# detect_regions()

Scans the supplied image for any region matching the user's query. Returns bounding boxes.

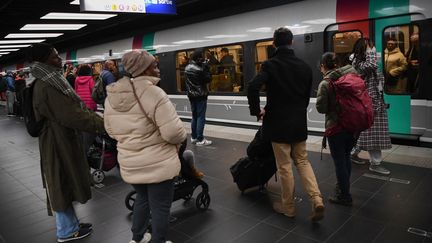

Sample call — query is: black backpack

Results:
[91,75,106,104]
[22,80,44,137]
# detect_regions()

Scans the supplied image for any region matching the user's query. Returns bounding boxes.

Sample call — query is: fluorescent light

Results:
[0,44,31,48]
[204,34,247,39]
[0,52,10,55]
[246,27,272,33]
[5,33,64,38]
[172,40,210,45]
[41,12,116,20]
[0,49,19,51]
[70,0,79,5]
[0,39,45,44]
[302,18,336,25]
[21,24,86,30]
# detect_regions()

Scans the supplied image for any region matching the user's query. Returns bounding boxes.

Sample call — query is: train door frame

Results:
[323,12,426,137]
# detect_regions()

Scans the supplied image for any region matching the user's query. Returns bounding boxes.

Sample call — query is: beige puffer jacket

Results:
[384,47,408,77]
[104,76,187,184]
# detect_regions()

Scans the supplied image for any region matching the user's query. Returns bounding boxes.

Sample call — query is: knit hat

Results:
[122,50,155,77]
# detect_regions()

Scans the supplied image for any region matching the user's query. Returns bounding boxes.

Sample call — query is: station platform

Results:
[0,109,431,243]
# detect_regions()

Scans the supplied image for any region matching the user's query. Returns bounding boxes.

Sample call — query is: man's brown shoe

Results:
[310,204,325,222]
[273,202,295,218]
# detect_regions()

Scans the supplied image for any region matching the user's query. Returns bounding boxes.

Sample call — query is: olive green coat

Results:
[32,79,105,213]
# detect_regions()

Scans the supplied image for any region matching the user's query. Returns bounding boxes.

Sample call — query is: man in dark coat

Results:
[247,27,324,222]
[29,43,105,242]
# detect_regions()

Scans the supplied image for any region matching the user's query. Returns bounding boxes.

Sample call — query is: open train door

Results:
[324,8,426,139]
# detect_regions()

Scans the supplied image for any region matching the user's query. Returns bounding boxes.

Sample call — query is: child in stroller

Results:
[125,138,210,211]
[87,134,118,184]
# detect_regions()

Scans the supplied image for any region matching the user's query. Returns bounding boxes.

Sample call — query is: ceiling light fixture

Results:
[0,39,45,44]
[0,49,19,52]
[5,33,64,38]
[0,52,11,55]
[0,44,31,48]
[21,24,87,30]
[41,12,116,20]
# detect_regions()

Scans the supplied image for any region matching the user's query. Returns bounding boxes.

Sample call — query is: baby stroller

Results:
[125,141,210,211]
[125,175,210,211]
[87,134,118,184]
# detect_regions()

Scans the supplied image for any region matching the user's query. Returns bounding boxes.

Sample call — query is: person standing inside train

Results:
[247,27,324,221]
[384,38,408,93]
[351,38,392,175]
[29,43,105,242]
[184,48,213,146]
[104,50,186,243]
[316,52,357,206]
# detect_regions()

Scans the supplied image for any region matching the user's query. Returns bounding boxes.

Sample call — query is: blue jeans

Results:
[190,99,207,141]
[328,131,355,200]
[131,179,174,243]
[55,206,80,238]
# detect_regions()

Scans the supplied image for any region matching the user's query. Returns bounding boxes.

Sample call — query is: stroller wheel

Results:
[196,192,210,211]
[92,170,105,184]
[125,191,137,211]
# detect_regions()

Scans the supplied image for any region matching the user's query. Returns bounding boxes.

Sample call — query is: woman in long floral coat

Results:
[350,38,392,175]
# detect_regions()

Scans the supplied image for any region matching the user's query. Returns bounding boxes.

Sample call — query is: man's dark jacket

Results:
[247,46,312,143]
[184,61,212,100]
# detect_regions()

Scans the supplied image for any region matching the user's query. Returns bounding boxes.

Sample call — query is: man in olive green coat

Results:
[29,43,105,242]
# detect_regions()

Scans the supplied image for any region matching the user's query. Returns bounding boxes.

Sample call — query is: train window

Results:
[255,41,275,73]
[175,45,244,93]
[383,25,419,94]
[332,31,362,65]
[175,50,193,92]
[254,41,275,92]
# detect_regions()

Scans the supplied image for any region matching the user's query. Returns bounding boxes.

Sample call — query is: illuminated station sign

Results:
[80,0,176,14]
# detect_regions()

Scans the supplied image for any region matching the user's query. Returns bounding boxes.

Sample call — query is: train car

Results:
[7,0,432,145]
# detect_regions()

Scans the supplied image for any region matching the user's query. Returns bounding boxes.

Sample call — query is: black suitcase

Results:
[230,155,276,192]
[230,127,277,192]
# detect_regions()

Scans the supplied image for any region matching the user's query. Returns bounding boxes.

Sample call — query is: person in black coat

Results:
[184,48,213,146]
[247,27,324,222]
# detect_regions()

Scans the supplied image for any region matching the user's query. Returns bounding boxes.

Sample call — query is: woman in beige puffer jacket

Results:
[104,50,186,243]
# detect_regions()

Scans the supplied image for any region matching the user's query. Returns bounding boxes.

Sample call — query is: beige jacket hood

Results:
[104,76,187,184]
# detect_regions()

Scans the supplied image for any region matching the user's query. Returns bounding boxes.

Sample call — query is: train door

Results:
[324,11,424,137]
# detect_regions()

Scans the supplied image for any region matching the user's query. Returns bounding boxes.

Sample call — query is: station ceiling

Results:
[0,0,297,65]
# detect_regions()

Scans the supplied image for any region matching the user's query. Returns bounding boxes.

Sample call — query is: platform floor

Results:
[0,110,432,243]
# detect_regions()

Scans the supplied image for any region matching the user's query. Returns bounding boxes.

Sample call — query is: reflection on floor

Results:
[0,113,431,243]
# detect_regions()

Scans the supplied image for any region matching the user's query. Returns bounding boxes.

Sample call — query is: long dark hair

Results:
[352,38,372,62]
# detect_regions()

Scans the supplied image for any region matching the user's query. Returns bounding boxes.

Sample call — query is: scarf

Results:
[31,62,83,106]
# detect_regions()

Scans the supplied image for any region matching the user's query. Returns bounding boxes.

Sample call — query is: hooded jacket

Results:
[75,75,96,111]
[316,65,358,136]
[104,76,187,184]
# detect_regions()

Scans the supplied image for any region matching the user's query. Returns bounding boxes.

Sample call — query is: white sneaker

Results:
[191,138,197,144]
[196,139,212,146]
[129,233,151,243]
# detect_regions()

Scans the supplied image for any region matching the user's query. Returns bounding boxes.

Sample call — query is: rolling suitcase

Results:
[230,155,276,193]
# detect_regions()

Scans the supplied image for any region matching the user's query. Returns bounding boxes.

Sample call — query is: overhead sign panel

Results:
[80,0,176,14]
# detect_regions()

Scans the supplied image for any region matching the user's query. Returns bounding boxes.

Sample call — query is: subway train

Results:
[5,0,432,145]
